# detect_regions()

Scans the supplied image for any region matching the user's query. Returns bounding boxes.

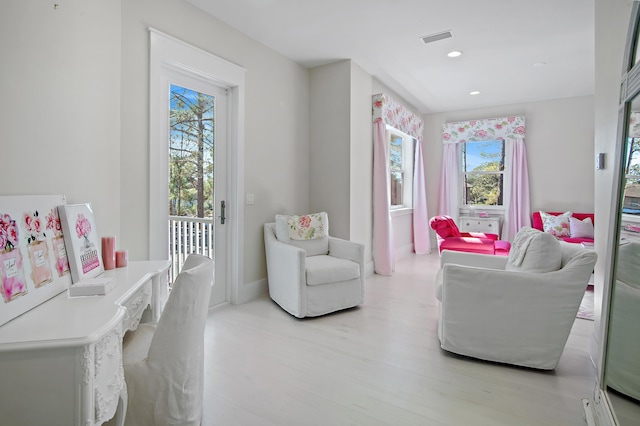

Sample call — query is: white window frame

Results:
[387,125,414,212]
[459,140,508,214]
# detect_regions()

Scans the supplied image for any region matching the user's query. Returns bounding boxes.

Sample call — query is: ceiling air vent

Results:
[420,30,453,44]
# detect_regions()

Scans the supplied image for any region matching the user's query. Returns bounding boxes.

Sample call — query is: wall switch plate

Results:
[246,193,255,205]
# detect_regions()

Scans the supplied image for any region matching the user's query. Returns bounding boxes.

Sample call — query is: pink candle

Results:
[116,250,128,268]
[101,237,116,270]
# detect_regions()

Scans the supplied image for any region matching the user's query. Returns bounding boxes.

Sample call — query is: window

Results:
[623,137,640,215]
[460,140,505,206]
[387,126,414,209]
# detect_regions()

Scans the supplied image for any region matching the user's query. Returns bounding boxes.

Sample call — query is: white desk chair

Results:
[122,254,213,425]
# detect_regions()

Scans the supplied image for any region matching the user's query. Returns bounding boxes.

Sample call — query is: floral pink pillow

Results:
[285,212,328,240]
[540,211,572,238]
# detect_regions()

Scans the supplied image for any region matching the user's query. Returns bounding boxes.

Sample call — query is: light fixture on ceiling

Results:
[533,61,547,67]
[447,50,462,58]
[420,30,454,45]
[469,91,480,95]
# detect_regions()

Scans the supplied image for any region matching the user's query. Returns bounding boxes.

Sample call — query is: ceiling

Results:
[185,0,594,114]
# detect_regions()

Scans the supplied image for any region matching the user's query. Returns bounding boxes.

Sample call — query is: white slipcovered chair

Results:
[122,253,213,426]
[435,227,597,370]
[264,212,365,318]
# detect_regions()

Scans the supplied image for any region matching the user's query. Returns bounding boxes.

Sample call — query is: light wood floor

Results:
[201,252,595,425]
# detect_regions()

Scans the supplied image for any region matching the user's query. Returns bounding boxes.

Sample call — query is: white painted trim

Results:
[148,28,245,305]
[239,278,269,304]
[592,387,617,426]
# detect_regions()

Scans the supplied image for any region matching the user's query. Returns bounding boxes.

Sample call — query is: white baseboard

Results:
[237,278,268,304]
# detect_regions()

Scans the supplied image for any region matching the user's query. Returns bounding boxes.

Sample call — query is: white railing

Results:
[169,215,214,283]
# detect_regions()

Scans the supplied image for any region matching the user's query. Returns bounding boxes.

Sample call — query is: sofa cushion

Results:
[275,212,329,256]
[539,211,572,238]
[569,216,594,239]
[305,255,360,286]
[506,228,562,273]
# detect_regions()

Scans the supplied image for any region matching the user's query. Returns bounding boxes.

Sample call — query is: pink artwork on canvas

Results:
[75,213,100,274]
[23,210,53,287]
[46,208,70,277]
[0,213,28,303]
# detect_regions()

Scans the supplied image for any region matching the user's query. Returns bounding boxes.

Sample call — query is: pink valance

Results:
[442,116,526,144]
[372,93,424,140]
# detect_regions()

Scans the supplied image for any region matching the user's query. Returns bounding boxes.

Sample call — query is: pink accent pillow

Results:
[429,216,461,239]
[570,216,594,239]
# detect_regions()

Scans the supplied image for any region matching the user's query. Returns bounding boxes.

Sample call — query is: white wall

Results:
[309,61,352,239]
[0,0,122,239]
[1,0,310,291]
[349,62,374,263]
[423,96,595,244]
[121,0,310,287]
[593,0,633,383]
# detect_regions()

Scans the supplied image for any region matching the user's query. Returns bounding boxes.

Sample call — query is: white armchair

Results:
[435,230,597,370]
[264,212,364,318]
[122,253,213,425]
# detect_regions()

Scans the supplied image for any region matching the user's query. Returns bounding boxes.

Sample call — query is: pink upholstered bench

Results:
[430,215,511,256]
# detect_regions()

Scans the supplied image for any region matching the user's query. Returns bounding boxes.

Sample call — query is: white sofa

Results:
[435,230,597,370]
[263,214,364,318]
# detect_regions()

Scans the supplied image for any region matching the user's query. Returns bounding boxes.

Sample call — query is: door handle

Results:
[219,200,226,224]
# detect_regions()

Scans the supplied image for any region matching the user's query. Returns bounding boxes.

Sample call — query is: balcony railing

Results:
[169,215,214,282]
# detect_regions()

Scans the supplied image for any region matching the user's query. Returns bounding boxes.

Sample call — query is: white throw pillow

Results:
[540,211,572,238]
[505,230,562,273]
[569,216,594,239]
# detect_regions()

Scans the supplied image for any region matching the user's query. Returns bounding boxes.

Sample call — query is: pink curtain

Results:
[372,118,393,275]
[438,143,459,216]
[413,139,431,254]
[502,138,530,241]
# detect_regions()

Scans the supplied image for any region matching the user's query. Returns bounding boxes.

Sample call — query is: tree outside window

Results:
[387,127,414,209]
[169,84,214,218]
[461,140,505,206]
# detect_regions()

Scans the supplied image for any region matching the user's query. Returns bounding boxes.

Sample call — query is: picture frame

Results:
[0,195,72,326]
[58,203,104,283]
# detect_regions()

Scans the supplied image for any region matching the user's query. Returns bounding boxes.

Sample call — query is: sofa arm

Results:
[264,224,306,316]
[329,237,365,266]
[440,250,508,270]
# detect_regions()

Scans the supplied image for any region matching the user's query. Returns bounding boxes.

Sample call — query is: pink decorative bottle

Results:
[101,237,116,270]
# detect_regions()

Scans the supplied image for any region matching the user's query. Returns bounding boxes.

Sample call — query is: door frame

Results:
[149,28,245,305]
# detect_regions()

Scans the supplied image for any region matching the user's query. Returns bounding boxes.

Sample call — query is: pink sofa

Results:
[531,211,594,244]
[429,215,511,256]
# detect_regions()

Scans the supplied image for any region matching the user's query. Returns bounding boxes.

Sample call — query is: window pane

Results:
[169,84,215,218]
[462,140,505,172]
[464,173,503,206]
[390,171,403,206]
[389,135,403,171]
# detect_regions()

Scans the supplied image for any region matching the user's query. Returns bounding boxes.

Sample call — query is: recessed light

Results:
[469,90,480,95]
[447,50,462,58]
[533,61,547,67]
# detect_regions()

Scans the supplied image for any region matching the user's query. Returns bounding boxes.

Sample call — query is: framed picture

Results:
[58,203,104,283]
[0,195,72,326]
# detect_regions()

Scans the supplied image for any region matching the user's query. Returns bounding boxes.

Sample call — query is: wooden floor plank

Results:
[201,252,594,425]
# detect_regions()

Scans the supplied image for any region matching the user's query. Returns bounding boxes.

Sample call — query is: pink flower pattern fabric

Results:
[442,116,526,144]
[286,212,327,240]
[372,93,424,140]
[540,211,572,238]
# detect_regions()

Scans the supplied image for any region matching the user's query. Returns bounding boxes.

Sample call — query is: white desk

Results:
[0,260,170,426]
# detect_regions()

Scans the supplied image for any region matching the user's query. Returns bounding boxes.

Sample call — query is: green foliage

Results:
[169,85,215,217]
